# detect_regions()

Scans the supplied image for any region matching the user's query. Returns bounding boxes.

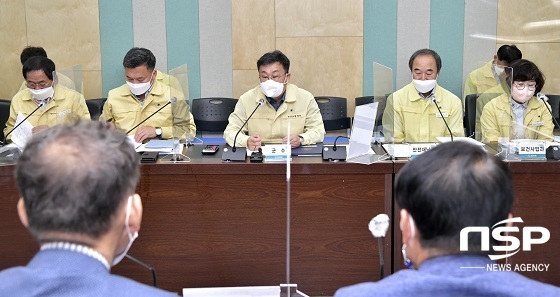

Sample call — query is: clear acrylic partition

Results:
[55,64,82,93]
[474,62,510,141]
[160,64,192,163]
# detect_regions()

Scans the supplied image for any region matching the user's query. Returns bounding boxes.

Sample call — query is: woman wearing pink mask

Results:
[480,59,553,142]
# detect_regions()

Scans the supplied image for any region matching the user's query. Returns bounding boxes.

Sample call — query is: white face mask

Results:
[260,79,285,98]
[412,76,437,94]
[511,85,535,104]
[494,64,505,76]
[112,196,139,266]
[126,71,154,96]
[29,86,54,101]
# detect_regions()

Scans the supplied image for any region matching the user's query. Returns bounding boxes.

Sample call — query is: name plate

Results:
[518,140,546,160]
[409,143,437,159]
[262,144,290,162]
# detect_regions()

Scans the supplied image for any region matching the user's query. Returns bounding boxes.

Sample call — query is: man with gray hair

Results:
[0,121,176,296]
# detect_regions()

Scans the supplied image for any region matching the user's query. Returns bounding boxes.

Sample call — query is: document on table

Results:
[11,113,33,149]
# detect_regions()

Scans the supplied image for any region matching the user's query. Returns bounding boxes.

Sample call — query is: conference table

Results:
[0,144,558,296]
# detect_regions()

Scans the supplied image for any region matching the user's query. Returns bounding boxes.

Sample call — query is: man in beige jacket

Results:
[224,50,325,150]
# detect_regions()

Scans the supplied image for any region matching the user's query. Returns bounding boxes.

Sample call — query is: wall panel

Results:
[232,0,276,70]
[0,0,27,99]
[277,37,363,115]
[276,0,362,37]
[26,0,102,99]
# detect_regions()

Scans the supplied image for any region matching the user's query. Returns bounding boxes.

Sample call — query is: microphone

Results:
[125,97,177,135]
[537,93,560,129]
[430,95,453,142]
[2,100,46,146]
[322,135,348,161]
[368,214,389,279]
[222,98,265,161]
[125,254,158,287]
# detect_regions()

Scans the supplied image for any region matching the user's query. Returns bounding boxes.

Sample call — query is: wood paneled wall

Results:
[232,0,363,116]
[1,0,102,100]
[497,0,560,94]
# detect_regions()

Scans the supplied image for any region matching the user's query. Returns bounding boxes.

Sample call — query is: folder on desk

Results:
[291,144,323,156]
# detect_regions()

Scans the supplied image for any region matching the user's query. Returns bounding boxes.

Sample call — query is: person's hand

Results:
[32,125,49,135]
[247,135,262,151]
[283,135,301,148]
[134,126,156,143]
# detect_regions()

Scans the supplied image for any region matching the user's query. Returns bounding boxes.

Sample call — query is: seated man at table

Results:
[480,59,553,142]
[0,121,176,296]
[102,47,195,143]
[335,142,560,297]
[224,50,325,150]
[463,44,522,105]
[382,49,463,143]
[4,56,90,143]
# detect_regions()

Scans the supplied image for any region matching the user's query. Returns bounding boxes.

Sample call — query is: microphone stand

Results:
[222,99,264,161]
[125,254,158,288]
[126,98,176,135]
[538,93,560,129]
[2,101,45,146]
[431,96,453,142]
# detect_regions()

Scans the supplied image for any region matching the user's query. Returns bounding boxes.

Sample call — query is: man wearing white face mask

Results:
[4,56,90,142]
[102,47,195,143]
[0,121,176,296]
[463,45,522,105]
[480,59,553,142]
[382,49,463,143]
[224,50,325,150]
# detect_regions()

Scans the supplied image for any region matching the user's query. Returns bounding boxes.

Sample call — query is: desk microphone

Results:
[430,95,453,142]
[368,213,389,279]
[537,93,560,160]
[222,98,265,161]
[125,254,158,287]
[1,100,46,146]
[537,93,560,129]
[322,135,348,161]
[368,214,389,280]
[126,97,177,135]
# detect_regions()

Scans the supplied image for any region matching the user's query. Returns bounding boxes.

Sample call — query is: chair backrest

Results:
[192,98,237,132]
[464,94,479,137]
[315,96,350,130]
[545,94,560,128]
[355,96,387,130]
[86,98,107,121]
[0,99,11,141]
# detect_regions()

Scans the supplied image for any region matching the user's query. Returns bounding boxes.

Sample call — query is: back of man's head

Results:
[15,121,140,241]
[20,46,47,65]
[123,47,156,71]
[395,142,513,253]
[497,45,522,64]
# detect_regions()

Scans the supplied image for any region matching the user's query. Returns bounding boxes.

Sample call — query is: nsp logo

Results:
[460,217,550,260]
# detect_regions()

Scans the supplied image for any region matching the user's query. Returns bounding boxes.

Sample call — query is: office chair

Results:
[315,96,351,131]
[0,99,11,141]
[191,98,237,132]
[464,94,479,137]
[86,98,107,121]
[355,96,387,131]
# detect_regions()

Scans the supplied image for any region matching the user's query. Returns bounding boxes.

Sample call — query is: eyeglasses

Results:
[513,81,537,91]
[26,81,52,89]
[259,73,287,83]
